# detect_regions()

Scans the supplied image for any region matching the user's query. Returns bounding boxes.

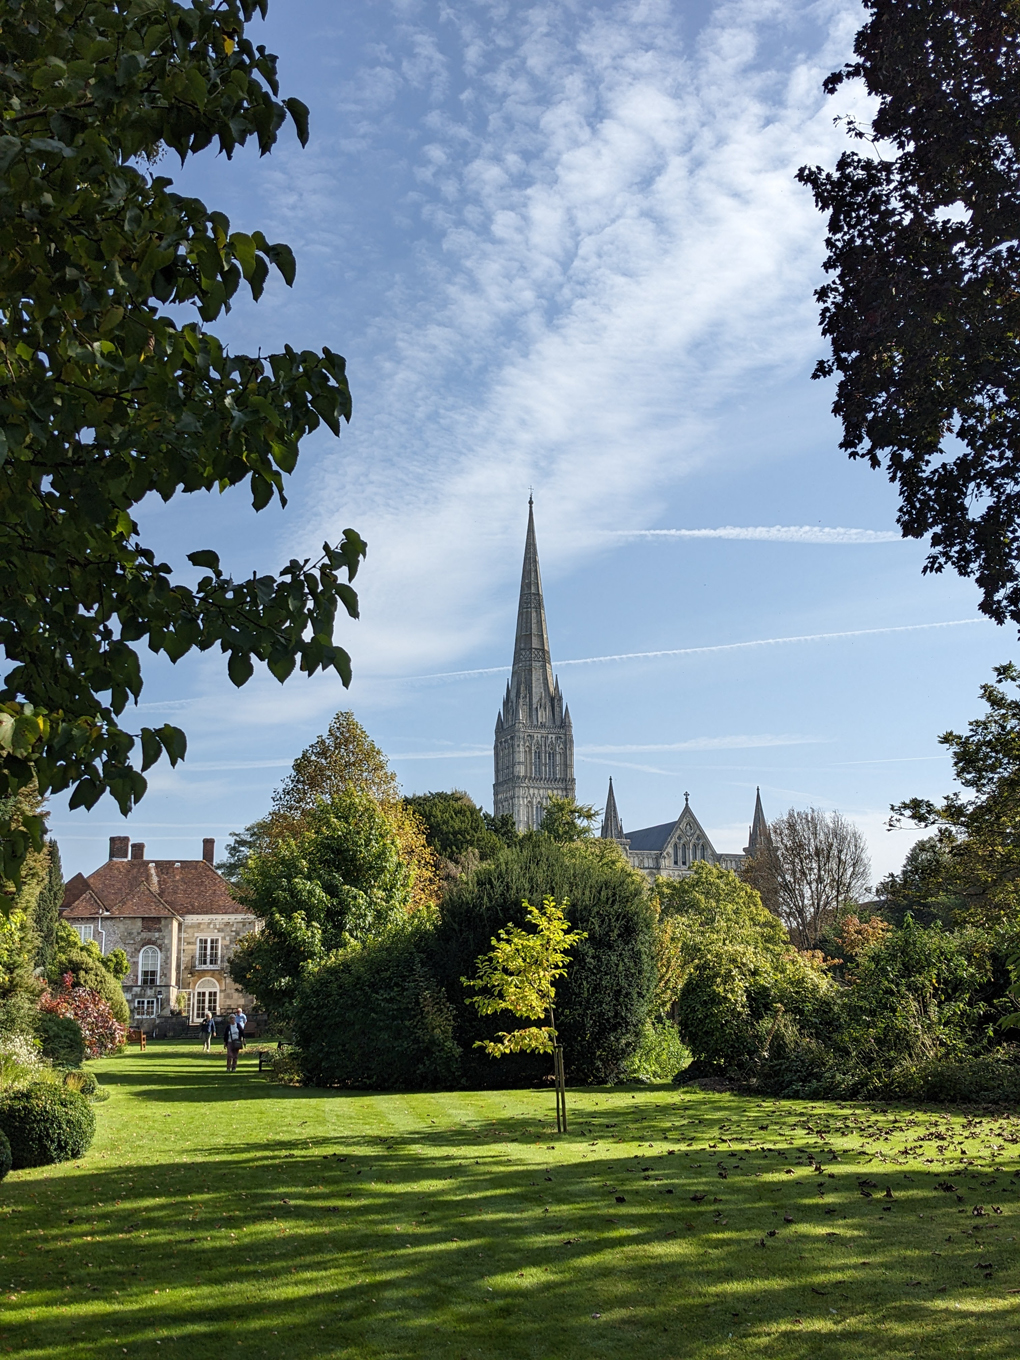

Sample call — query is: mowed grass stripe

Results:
[0,1041,1018,1358]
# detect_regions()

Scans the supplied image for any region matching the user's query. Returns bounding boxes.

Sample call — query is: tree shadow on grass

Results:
[4,1133,1019,1360]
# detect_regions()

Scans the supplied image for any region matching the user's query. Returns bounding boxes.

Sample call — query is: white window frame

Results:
[74,924,94,943]
[196,937,221,969]
[138,945,160,986]
[193,984,219,1020]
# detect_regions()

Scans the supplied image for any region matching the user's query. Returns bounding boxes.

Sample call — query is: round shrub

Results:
[0,1084,96,1168]
[62,1068,100,1099]
[35,1010,85,1067]
[0,1128,11,1181]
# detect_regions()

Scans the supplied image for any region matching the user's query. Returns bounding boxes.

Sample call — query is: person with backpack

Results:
[200,1011,216,1053]
[223,1013,244,1072]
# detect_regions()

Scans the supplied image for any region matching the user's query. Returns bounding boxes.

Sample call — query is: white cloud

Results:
[251,0,870,676]
[611,526,904,544]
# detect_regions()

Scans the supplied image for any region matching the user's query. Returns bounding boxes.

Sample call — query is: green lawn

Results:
[1,1042,1019,1358]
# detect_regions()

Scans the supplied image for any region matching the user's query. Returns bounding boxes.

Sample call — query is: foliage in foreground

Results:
[799,0,1020,629]
[0,1082,95,1168]
[0,0,365,908]
[463,896,586,1056]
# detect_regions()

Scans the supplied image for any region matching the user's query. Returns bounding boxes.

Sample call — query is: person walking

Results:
[224,1012,243,1073]
[235,1005,248,1041]
[200,1011,216,1053]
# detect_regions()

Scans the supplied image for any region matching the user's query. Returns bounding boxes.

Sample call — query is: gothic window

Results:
[548,748,555,777]
[533,748,541,777]
[139,945,159,986]
[673,843,678,865]
[681,843,687,866]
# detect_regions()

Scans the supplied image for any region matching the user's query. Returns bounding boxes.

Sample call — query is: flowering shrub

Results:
[39,974,126,1059]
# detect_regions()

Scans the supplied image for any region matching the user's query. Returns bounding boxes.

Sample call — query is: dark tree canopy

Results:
[0,0,364,908]
[799,1,1020,626]
[892,662,1020,917]
[404,791,501,862]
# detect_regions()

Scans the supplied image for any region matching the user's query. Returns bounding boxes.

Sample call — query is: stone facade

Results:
[493,499,575,831]
[61,837,256,1030]
[600,784,768,885]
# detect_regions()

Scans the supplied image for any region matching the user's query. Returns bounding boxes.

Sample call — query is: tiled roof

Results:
[62,887,107,919]
[61,858,246,918]
[625,821,677,853]
[104,881,180,919]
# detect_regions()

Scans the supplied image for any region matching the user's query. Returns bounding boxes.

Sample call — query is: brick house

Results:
[60,836,257,1029]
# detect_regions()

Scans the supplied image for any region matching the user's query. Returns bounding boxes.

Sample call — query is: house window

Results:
[135,998,157,1017]
[139,945,159,986]
[196,937,221,968]
[194,985,218,1020]
[74,924,94,943]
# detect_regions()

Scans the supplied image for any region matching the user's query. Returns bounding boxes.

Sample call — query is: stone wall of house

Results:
[180,914,257,1019]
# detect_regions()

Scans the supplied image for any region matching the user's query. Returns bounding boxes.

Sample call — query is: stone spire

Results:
[493,499,575,830]
[509,496,557,712]
[600,777,624,840]
[745,786,768,856]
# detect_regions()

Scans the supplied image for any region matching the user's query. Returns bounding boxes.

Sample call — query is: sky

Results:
[51,0,1012,885]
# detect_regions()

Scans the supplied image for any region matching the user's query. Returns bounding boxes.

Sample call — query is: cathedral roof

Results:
[625,820,677,852]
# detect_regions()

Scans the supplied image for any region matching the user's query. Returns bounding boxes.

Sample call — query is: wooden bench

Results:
[127,1028,147,1051]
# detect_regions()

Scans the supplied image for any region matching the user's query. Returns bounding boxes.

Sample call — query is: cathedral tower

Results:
[493,499,575,830]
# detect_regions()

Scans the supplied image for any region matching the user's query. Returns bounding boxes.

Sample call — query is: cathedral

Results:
[493,501,768,883]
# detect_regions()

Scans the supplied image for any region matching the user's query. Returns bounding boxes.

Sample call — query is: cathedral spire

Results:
[600,776,624,840]
[493,499,575,830]
[510,496,555,708]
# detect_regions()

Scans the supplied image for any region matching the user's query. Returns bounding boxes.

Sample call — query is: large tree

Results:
[892,662,1020,919]
[0,0,365,910]
[756,808,871,949]
[799,1,1020,625]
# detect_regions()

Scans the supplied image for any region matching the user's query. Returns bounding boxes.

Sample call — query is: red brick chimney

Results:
[202,837,215,865]
[130,842,145,860]
[109,836,129,860]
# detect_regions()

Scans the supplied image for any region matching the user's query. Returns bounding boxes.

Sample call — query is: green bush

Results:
[295,926,462,1090]
[50,922,130,1025]
[0,1083,96,1168]
[622,1019,690,1082]
[657,864,831,1072]
[432,835,656,1085]
[34,1010,85,1067]
[0,1127,10,1181]
[62,1068,100,1099]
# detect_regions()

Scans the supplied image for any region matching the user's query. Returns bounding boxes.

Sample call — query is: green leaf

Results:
[187,549,221,572]
[284,97,310,146]
[230,231,257,279]
[227,651,255,687]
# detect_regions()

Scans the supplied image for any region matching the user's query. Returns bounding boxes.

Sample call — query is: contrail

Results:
[611,526,903,544]
[390,618,984,682]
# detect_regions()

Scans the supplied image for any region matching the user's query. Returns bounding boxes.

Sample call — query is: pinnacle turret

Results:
[601,777,625,840]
